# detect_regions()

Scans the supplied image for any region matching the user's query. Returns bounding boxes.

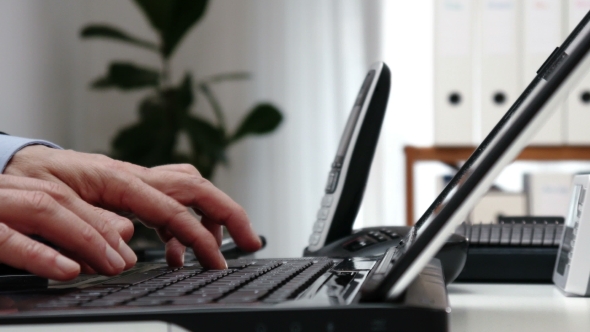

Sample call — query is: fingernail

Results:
[56,255,80,275]
[118,238,137,265]
[218,250,228,269]
[105,245,126,270]
[249,223,262,247]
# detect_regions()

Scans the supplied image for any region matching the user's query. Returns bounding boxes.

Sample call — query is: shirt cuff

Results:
[0,135,62,173]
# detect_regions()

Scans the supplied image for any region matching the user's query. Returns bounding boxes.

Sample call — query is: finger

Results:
[92,207,134,242]
[0,175,136,267]
[202,217,223,246]
[123,166,261,252]
[151,164,201,177]
[80,263,97,275]
[0,223,80,280]
[91,170,227,269]
[0,189,126,276]
[165,238,186,267]
[60,250,98,274]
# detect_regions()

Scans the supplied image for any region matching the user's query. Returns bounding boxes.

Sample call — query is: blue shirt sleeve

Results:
[0,135,62,173]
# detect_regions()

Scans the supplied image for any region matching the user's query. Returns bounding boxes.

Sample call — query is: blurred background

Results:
[0,0,433,258]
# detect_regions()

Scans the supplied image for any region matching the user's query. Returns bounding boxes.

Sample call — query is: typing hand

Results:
[3,145,262,278]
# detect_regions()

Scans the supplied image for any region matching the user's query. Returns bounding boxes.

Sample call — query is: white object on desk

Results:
[449,283,590,332]
[553,175,590,296]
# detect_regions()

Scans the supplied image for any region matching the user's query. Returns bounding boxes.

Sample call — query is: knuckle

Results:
[95,219,113,237]
[43,181,69,202]
[187,175,209,188]
[93,153,115,165]
[0,223,13,247]
[224,203,247,224]
[80,225,98,244]
[164,208,186,228]
[26,191,54,213]
[22,241,44,262]
[178,164,201,176]
[119,219,134,240]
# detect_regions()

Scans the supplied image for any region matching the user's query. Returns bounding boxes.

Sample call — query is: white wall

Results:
[0,0,83,145]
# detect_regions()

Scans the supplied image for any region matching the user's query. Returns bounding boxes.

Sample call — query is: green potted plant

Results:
[80,0,283,180]
[80,0,283,249]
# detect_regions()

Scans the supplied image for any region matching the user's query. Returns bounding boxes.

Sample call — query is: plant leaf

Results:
[92,62,160,90]
[205,72,251,83]
[133,0,209,58]
[172,74,194,113]
[112,120,159,162]
[80,24,159,51]
[112,96,178,167]
[231,103,283,142]
[182,114,226,160]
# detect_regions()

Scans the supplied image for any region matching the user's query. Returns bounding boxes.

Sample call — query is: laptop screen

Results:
[362,11,590,301]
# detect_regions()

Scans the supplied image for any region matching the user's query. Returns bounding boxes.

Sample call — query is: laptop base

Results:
[0,259,449,332]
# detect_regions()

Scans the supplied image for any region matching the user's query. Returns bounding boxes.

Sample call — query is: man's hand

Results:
[2,145,262,279]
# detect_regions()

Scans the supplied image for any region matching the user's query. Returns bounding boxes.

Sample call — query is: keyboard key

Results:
[521,224,533,246]
[313,220,326,232]
[321,195,334,207]
[532,223,545,246]
[173,295,217,304]
[81,300,123,307]
[500,223,512,246]
[543,223,556,246]
[125,299,170,306]
[308,233,321,245]
[101,270,165,286]
[478,225,490,246]
[510,224,522,245]
[36,301,79,308]
[317,208,330,220]
[39,259,332,309]
[489,224,501,245]
[470,224,481,244]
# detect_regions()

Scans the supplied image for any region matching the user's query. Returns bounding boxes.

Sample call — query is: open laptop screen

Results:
[362,11,590,301]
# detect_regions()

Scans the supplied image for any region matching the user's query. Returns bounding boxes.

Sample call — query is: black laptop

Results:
[2,10,590,331]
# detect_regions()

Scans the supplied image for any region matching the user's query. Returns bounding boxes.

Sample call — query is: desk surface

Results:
[449,283,590,332]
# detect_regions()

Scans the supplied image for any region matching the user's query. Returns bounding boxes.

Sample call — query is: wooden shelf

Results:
[404,145,590,226]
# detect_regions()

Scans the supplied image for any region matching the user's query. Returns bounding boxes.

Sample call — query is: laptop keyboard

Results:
[36,258,334,309]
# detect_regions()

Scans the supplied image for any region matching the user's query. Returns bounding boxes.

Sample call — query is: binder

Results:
[523,0,564,145]
[479,0,522,139]
[434,0,475,145]
[565,1,590,144]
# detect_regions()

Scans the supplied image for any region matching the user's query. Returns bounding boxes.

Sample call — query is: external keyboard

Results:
[455,217,564,282]
[455,217,564,247]
[36,258,334,309]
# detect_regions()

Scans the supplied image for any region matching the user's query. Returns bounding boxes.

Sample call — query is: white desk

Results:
[449,283,590,332]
